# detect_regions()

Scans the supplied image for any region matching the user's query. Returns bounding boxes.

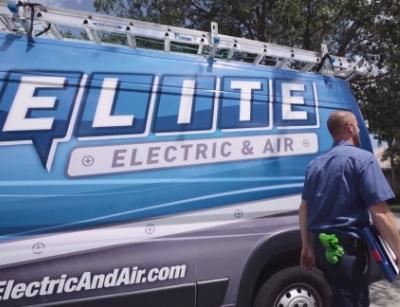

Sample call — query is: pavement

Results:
[369,214,400,307]
[370,279,400,307]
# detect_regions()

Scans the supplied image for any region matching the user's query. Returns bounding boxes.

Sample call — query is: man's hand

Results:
[299,199,315,270]
[300,246,315,270]
[395,254,400,268]
[370,202,400,268]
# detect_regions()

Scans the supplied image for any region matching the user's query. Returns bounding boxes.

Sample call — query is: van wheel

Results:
[253,266,330,307]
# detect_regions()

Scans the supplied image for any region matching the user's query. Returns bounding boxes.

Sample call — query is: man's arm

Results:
[299,199,315,269]
[369,202,400,265]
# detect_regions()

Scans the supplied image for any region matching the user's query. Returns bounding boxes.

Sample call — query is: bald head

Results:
[327,111,360,145]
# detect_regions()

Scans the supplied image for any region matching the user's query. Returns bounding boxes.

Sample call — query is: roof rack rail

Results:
[0,0,368,80]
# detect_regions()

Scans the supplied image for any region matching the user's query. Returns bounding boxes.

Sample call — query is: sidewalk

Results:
[370,279,400,307]
[369,214,400,307]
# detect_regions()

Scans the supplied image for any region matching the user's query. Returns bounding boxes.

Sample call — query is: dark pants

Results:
[314,235,370,307]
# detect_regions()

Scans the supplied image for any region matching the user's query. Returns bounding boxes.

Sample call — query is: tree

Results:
[93,0,389,54]
[352,1,400,187]
[353,70,400,186]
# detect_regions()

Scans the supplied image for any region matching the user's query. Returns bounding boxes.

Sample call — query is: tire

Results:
[253,266,331,307]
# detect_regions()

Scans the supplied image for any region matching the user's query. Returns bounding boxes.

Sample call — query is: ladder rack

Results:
[0,0,367,80]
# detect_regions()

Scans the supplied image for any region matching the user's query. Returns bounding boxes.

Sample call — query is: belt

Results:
[337,236,362,249]
[316,233,362,249]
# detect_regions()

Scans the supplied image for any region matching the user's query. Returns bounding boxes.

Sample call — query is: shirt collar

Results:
[333,140,354,147]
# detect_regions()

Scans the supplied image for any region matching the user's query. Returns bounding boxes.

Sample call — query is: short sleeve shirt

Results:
[302,141,395,233]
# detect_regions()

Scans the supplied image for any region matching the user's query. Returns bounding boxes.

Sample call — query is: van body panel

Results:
[0,33,373,306]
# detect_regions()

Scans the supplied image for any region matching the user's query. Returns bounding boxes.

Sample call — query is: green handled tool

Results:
[319,233,345,264]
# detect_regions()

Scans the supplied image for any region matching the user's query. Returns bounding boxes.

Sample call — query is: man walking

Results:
[299,110,400,307]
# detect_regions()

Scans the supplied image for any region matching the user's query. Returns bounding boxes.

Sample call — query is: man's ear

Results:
[346,122,355,135]
[342,122,349,135]
[350,123,357,135]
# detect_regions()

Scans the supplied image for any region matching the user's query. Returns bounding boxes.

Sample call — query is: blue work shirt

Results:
[302,141,395,233]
